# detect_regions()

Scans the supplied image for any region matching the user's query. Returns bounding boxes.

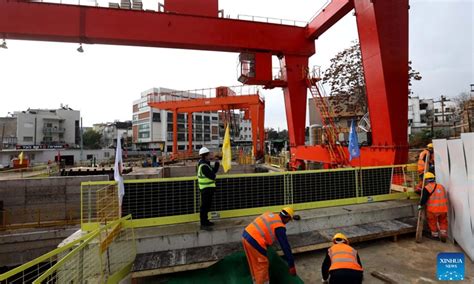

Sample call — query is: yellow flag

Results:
[18,151,24,165]
[222,125,232,173]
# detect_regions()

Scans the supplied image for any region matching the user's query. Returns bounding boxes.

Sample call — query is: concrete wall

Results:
[0,175,108,225]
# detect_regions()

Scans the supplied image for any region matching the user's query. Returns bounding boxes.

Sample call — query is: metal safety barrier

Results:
[0,215,135,283]
[81,164,419,230]
[264,155,288,168]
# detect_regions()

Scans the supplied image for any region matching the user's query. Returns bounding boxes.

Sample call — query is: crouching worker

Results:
[242,207,297,284]
[322,233,363,284]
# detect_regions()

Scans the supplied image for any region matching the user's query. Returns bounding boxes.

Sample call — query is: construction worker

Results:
[321,233,363,284]
[418,172,448,242]
[416,143,435,192]
[242,207,297,284]
[197,147,220,231]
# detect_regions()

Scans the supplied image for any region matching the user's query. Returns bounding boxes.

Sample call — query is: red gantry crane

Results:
[147,86,265,159]
[0,0,409,169]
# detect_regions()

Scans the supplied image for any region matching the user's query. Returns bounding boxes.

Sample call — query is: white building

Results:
[408,97,434,133]
[93,121,132,148]
[433,100,458,125]
[13,106,80,148]
[132,87,220,153]
[238,113,253,142]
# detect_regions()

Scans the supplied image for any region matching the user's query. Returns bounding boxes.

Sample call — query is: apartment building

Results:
[132,87,220,153]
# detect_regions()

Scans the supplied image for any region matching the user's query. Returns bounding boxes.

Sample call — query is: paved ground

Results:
[296,235,473,284]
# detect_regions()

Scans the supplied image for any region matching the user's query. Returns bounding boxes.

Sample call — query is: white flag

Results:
[114,134,125,210]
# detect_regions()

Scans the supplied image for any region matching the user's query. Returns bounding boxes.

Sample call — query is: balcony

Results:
[43,127,65,134]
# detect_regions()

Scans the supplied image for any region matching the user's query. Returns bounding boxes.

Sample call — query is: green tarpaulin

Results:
[166,248,304,284]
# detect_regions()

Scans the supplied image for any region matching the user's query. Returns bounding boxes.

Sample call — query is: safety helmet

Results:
[332,233,349,244]
[427,143,433,149]
[281,207,294,219]
[199,147,210,155]
[424,172,435,180]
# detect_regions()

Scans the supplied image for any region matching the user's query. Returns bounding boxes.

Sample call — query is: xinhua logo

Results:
[437,252,465,281]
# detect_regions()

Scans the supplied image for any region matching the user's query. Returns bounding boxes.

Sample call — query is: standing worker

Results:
[242,207,297,284]
[197,147,220,231]
[418,172,448,242]
[418,143,434,176]
[321,233,363,284]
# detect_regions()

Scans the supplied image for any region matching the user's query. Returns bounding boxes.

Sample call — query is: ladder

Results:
[307,72,349,167]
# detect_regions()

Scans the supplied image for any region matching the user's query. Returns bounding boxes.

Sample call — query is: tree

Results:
[322,41,422,112]
[83,129,102,149]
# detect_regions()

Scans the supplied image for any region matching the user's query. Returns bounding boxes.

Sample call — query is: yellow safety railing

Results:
[0,215,135,283]
[81,164,419,230]
[264,155,288,168]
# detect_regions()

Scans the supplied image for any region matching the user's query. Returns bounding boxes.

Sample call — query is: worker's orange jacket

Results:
[418,149,433,173]
[328,243,363,272]
[244,212,285,249]
[425,183,448,214]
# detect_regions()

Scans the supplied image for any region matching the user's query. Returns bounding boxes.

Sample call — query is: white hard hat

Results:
[199,147,210,155]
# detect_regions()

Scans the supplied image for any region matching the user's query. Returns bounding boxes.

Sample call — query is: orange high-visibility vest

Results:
[244,212,285,249]
[425,183,448,213]
[328,243,363,272]
[418,149,433,173]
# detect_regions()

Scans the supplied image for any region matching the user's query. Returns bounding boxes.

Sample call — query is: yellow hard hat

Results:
[427,143,433,149]
[333,233,349,244]
[424,172,435,180]
[281,207,294,219]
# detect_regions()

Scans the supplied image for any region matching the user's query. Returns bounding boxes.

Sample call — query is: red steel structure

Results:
[147,88,265,158]
[0,0,408,168]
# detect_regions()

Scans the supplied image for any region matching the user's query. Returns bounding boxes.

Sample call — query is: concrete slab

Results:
[131,200,418,278]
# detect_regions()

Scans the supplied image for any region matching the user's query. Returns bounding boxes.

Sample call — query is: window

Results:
[178,145,185,150]
[212,135,218,140]
[446,115,450,122]
[104,152,110,158]
[204,134,211,141]
[133,114,138,121]
[435,109,439,113]
[212,117,218,121]
[195,115,202,121]
[435,117,439,122]
[167,112,173,121]
[152,113,161,122]
[167,146,172,152]
[196,134,202,140]
[139,124,150,131]
[178,133,186,141]
[445,108,450,112]
[139,132,150,138]
[23,136,33,142]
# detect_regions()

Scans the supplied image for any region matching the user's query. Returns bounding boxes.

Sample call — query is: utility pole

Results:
[80,117,84,163]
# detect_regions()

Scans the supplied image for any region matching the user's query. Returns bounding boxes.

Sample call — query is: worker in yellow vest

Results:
[197,147,220,231]
[418,172,448,242]
[321,233,363,284]
[242,207,297,284]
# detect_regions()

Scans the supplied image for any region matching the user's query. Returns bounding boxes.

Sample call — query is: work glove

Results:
[289,266,297,276]
[417,205,423,211]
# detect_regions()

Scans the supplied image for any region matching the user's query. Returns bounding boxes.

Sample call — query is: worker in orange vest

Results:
[418,172,448,242]
[416,143,434,192]
[321,233,363,284]
[242,207,297,284]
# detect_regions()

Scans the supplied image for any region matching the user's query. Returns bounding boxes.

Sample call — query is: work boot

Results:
[200,225,213,231]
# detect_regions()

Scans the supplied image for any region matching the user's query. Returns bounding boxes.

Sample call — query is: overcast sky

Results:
[0,0,472,128]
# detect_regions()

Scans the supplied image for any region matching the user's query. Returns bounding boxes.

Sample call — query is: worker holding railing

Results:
[197,146,220,231]
[321,233,364,284]
[242,207,297,284]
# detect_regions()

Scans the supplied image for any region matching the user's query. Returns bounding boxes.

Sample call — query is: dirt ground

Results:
[295,235,473,284]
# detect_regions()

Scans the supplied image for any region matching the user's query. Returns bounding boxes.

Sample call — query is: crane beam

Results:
[0,0,315,56]
[306,0,353,40]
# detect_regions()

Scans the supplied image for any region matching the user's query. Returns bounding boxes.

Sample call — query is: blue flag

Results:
[348,119,360,161]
